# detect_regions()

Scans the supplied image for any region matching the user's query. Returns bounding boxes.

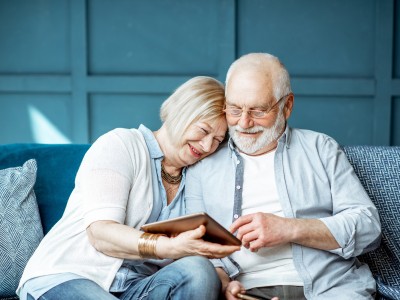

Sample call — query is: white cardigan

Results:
[18,128,154,293]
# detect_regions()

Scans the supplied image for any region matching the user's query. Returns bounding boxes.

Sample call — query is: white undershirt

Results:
[230,150,303,289]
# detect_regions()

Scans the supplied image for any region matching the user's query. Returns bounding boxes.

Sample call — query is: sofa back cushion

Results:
[0,144,90,234]
[0,159,44,298]
[343,146,400,298]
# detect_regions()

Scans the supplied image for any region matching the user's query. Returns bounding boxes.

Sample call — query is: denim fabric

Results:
[35,279,118,300]
[110,125,187,292]
[21,125,187,300]
[32,257,220,300]
[118,256,221,300]
[186,127,380,299]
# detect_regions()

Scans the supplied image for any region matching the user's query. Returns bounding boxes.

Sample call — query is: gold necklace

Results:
[161,163,182,184]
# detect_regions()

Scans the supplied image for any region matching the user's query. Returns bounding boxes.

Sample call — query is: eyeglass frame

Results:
[223,93,291,119]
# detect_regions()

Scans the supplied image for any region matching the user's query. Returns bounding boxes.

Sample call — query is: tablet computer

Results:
[141,212,241,246]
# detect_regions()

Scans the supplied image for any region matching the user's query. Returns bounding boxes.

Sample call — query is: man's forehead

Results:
[227,67,272,88]
[226,70,274,106]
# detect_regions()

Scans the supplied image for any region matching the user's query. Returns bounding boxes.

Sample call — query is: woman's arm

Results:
[86,220,142,259]
[87,220,240,260]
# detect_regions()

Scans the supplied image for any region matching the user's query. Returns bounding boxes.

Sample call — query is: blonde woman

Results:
[18,76,240,300]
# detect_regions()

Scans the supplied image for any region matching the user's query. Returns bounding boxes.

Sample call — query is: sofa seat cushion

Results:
[0,159,44,298]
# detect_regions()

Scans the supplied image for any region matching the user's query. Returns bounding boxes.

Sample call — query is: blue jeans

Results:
[32,256,221,300]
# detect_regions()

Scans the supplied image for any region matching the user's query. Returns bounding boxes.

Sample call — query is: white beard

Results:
[229,111,286,155]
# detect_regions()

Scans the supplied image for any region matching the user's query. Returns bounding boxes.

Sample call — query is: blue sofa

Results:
[0,143,399,300]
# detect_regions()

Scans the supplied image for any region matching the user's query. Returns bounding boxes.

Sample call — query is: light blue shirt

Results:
[109,124,186,292]
[185,127,381,299]
[20,125,186,299]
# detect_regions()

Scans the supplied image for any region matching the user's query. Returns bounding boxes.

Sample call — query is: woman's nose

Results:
[199,135,213,153]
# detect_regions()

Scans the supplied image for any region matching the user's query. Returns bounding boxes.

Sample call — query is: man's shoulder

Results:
[289,127,337,144]
[288,127,341,153]
[189,141,231,170]
[205,141,231,160]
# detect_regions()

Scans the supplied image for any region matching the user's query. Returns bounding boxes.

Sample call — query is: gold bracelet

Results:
[138,232,163,259]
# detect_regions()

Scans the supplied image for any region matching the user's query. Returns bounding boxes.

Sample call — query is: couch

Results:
[0,143,399,300]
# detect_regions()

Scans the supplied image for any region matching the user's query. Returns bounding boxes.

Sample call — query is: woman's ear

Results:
[283,93,294,120]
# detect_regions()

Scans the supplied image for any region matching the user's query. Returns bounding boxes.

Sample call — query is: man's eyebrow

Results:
[226,102,269,110]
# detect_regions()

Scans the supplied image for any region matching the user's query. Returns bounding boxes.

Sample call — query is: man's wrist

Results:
[216,267,231,293]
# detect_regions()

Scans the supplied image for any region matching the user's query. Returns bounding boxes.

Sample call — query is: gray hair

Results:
[226,53,292,107]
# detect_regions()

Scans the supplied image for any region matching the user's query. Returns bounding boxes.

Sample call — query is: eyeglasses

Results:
[224,94,289,119]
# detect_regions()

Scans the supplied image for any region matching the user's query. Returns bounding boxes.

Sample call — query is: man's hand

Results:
[225,281,279,300]
[229,212,293,252]
[229,212,340,252]
[225,280,246,300]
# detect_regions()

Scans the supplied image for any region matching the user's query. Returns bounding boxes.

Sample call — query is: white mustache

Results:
[232,125,265,134]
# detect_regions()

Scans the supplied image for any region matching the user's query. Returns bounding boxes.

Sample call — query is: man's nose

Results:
[238,112,254,129]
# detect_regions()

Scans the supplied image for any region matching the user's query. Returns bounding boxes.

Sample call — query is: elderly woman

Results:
[17,76,240,300]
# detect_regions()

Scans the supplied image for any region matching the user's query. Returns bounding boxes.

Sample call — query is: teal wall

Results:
[0,0,399,145]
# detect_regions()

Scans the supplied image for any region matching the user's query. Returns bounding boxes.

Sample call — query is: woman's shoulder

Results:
[95,128,146,149]
[105,127,143,140]
[85,128,149,163]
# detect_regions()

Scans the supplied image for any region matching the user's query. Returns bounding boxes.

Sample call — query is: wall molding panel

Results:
[0,0,399,145]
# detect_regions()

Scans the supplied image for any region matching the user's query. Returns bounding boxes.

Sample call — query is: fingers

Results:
[201,243,241,258]
[237,293,260,300]
[187,226,241,257]
[226,281,245,300]
[175,224,206,240]
[186,224,206,239]
[229,213,277,252]
[247,238,264,252]
[174,225,241,258]
[229,214,254,233]
[236,222,256,241]
[240,230,259,249]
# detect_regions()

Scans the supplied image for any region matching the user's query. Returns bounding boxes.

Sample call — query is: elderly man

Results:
[185,53,381,300]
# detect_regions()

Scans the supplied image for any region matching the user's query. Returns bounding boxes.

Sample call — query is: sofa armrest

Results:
[343,146,400,299]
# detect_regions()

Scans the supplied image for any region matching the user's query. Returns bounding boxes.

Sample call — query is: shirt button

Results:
[234,214,239,219]
[236,185,241,190]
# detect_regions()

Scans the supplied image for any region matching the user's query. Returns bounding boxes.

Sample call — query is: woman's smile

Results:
[188,143,202,158]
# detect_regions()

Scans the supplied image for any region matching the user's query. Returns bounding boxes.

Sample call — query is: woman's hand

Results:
[87,221,239,260]
[157,225,240,259]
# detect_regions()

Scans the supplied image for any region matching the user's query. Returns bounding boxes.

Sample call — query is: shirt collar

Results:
[279,126,292,149]
[138,124,164,159]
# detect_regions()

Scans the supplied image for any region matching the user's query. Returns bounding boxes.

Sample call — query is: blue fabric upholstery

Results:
[0,144,90,234]
[0,144,399,300]
[343,146,400,300]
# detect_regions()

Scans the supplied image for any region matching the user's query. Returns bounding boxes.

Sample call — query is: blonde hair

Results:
[160,76,225,145]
